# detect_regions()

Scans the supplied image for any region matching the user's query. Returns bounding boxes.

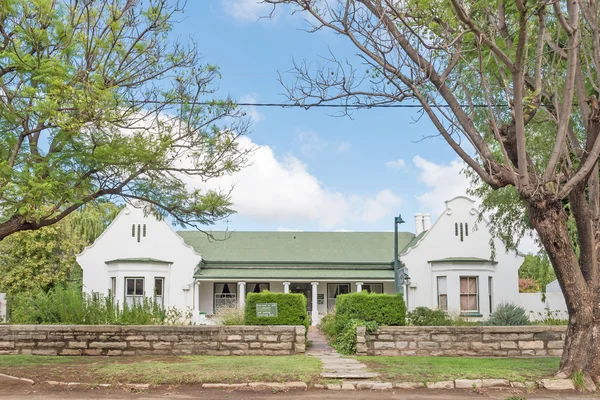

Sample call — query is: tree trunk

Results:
[527,197,600,384]
[560,307,600,383]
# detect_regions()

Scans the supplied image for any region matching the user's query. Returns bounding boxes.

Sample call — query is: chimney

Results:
[422,214,431,231]
[414,213,423,235]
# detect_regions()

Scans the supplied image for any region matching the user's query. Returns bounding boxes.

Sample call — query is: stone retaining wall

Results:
[0,325,306,356]
[356,326,565,357]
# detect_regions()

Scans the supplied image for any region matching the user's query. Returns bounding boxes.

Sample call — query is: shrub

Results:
[318,312,337,340]
[217,307,245,325]
[9,285,167,325]
[485,302,530,326]
[407,307,450,326]
[244,291,309,331]
[334,291,406,335]
[335,319,379,355]
[531,309,568,325]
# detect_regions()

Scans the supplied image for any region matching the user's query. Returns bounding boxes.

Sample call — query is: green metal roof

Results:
[177,231,415,265]
[105,258,173,264]
[401,230,427,253]
[428,257,497,264]
[194,267,395,280]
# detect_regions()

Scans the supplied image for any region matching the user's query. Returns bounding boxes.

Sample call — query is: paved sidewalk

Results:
[306,326,378,379]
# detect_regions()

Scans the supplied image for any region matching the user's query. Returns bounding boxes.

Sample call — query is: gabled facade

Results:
[401,197,521,319]
[77,204,201,311]
[77,197,526,324]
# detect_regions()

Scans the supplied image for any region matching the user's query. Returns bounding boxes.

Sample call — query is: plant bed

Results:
[356,356,560,383]
[0,355,321,385]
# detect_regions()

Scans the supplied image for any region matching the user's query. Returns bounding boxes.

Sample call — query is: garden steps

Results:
[306,327,379,379]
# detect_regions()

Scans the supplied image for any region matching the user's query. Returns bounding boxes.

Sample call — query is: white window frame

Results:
[125,277,144,307]
[246,283,269,296]
[362,283,383,293]
[327,283,350,311]
[214,283,238,313]
[437,276,448,311]
[488,276,493,314]
[154,277,165,305]
[110,277,116,301]
[460,276,479,314]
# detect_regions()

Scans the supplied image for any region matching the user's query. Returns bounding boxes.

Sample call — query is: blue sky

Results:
[172,1,470,234]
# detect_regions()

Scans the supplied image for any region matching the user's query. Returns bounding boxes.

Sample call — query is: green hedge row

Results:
[244,291,309,331]
[335,291,406,334]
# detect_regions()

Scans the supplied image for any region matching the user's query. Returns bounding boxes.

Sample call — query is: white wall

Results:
[77,204,201,312]
[519,292,568,321]
[401,197,522,318]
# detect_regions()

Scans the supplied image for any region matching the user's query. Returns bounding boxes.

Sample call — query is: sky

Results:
[167,1,487,238]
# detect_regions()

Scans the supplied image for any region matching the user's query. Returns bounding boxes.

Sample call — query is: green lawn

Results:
[0,355,321,384]
[356,356,560,383]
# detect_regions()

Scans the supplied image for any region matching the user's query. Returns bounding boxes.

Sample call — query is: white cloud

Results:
[413,156,470,216]
[277,227,304,232]
[221,0,272,22]
[192,137,402,229]
[337,142,351,153]
[295,129,326,157]
[386,159,408,171]
[239,94,265,124]
[334,228,353,232]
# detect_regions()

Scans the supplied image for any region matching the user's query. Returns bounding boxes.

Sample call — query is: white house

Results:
[77,197,557,325]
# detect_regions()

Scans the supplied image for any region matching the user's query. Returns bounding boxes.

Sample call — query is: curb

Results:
[42,381,309,391]
[25,377,591,393]
[316,378,586,392]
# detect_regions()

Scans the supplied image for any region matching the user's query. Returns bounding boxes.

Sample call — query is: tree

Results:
[0,201,121,294]
[267,0,600,384]
[0,0,249,241]
[519,253,556,292]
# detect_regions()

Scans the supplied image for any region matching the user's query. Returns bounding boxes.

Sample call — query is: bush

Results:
[244,291,309,331]
[334,291,406,335]
[335,319,379,355]
[318,312,337,339]
[407,307,450,326]
[217,307,245,325]
[485,302,530,326]
[9,285,167,325]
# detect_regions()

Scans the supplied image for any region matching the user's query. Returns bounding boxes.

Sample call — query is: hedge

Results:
[335,291,406,334]
[244,291,309,331]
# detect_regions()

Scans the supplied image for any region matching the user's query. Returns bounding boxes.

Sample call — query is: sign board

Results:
[256,303,278,318]
[317,294,325,305]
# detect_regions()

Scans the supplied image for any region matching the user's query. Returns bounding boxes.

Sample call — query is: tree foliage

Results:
[0,201,120,294]
[0,0,249,241]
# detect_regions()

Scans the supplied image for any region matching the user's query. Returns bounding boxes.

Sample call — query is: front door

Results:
[290,283,312,312]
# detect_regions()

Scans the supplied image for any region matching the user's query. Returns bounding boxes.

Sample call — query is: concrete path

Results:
[306,326,378,379]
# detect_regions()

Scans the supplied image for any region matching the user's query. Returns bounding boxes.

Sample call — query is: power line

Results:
[0,94,511,109]
[231,102,508,108]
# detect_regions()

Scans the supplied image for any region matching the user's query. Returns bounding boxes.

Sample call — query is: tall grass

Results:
[9,285,167,325]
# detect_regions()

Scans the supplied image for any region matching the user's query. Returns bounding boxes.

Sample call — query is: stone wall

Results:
[356,326,565,357]
[0,325,306,356]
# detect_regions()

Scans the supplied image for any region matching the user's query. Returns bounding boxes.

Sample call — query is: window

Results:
[110,277,117,303]
[143,224,147,237]
[362,283,383,293]
[214,283,237,313]
[247,283,269,295]
[488,277,493,314]
[154,278,164,305]
[125,277,144,306]
[131,224,135,237]
[327,283,350,311]
[437,276,448,310]
[460,276,479,313]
